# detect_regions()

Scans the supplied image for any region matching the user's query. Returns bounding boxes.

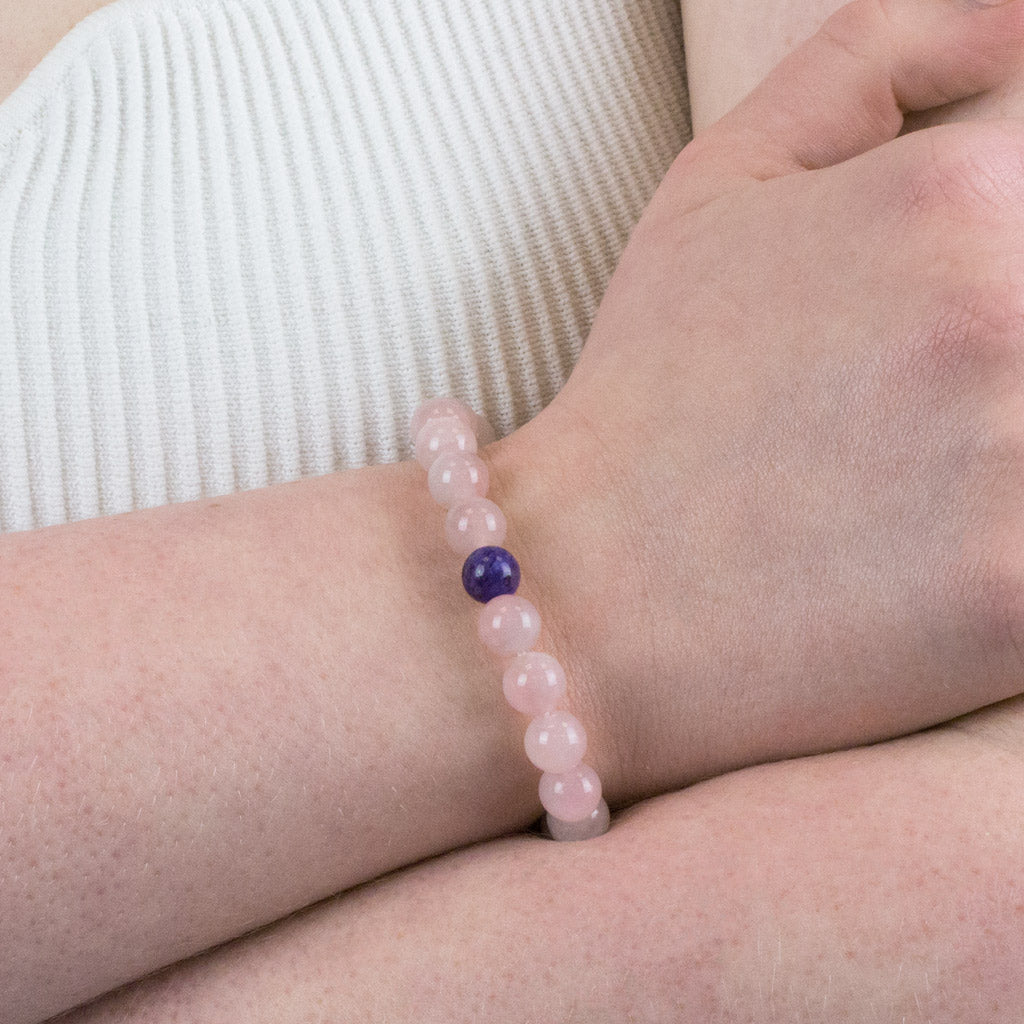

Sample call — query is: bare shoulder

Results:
[0,0,116,104]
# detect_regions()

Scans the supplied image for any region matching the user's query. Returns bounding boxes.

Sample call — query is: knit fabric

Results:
[0,0,691,533]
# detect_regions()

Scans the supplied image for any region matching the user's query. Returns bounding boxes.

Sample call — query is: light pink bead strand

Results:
[524,710,587,773]
[427,452,489,506]
[413,398,608,840]
[502,651,566,715]
[478,594,541,655]
[547,799,611,842]
[414,416,477,470]
[445,498,507,556]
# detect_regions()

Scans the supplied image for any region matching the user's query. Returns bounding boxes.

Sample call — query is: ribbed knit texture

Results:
[0,0,690,533]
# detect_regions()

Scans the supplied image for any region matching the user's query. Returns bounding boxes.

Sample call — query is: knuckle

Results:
[895,121,1024,222]
[910,281,1024,385]
[817,0,884,63]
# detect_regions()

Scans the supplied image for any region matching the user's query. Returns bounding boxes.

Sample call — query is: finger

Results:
[672,0,1024,211]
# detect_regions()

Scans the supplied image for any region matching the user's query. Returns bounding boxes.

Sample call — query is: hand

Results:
[490,0,1024,802]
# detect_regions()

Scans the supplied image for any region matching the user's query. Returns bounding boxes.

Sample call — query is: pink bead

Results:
[547,799,611,842]
[478,594,541,655]
[414,416,477,470]
[427,452,489,506]
[409,398,477,443]
[524,710,587,772]
[502,652,567,714]
[539,764,602,823]
[445,498,507,556]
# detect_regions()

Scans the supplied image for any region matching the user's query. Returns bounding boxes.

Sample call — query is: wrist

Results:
[483,407,637,809]
[484,393,732,808]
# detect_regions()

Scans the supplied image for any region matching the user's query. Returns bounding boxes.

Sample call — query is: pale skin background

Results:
[4,0,1024,1021]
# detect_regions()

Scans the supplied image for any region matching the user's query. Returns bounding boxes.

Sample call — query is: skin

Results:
[505,0,1024,806]
[681,0,1024,132]
[6,0,1024,1020]
[53,697,1024,1023]
[0,463,582,1023]
[682,0,845,130]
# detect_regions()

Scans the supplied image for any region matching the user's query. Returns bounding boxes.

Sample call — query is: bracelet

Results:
[411,398,610,842]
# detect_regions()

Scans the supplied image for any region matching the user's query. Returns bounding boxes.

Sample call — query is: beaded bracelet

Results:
[411,397,610,842]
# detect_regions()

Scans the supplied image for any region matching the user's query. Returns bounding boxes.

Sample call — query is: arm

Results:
[54,697,1024,1023]
[0,460,576,1023]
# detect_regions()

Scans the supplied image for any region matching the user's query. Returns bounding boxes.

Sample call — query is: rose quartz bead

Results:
[539,764,602,822]
[547,799,611,842]
[478,594,541,655]
[502,651,566,714]
[427,452,489,506]
[409,398,477,442]
[414,416,477,470]
[524,710,587,772]
[445,498,507,556]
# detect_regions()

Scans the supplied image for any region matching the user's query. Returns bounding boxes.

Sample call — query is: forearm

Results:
[0,455,555,1023]
[56,700,1024,1023]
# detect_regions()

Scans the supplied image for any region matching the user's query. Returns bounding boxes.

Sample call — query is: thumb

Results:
[672,0,1024,212]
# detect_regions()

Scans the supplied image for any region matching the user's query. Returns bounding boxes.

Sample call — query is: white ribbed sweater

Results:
[0,0,691,533]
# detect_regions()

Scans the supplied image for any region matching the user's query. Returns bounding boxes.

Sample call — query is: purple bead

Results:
[462,546,520,603]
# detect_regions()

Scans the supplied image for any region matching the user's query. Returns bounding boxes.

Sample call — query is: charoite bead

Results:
[502,651,566,715]
[478,594,541,655]
[524,710,587,772]
[428,452,489,506]
[462,546,520,603]
[414,416,477,470]
[547,799,611,841]
[539,764,602,822]
[445,498,507,556]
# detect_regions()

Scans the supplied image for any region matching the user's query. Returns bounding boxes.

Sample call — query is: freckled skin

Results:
[53,704,1024,1023]
[0,463,554,1023]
